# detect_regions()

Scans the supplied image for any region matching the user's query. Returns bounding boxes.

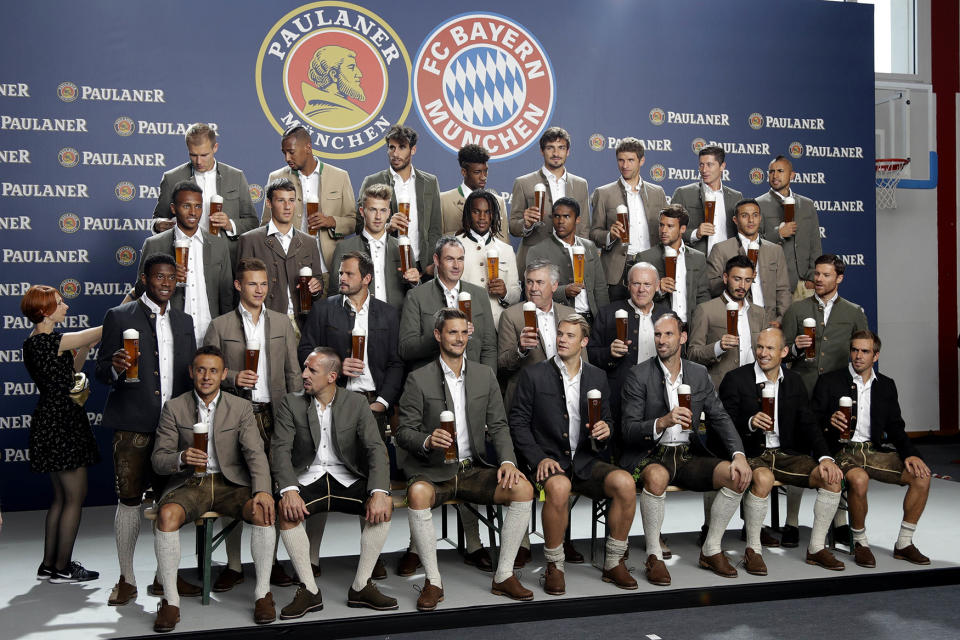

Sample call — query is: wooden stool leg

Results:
[201,519,213,605]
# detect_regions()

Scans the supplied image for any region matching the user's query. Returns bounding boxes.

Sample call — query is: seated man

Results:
[719,328,845,576]
[151,346,277,631]
[620,312,752,586]
[396,309,534,610]
[271,347,396,618]
[812,330,932,568]
[510,314,637,595]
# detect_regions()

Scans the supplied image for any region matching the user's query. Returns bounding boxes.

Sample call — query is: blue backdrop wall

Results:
[0,0,875,510]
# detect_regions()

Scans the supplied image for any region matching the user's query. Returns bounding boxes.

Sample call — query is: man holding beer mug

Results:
[510,314,638,594]
[620,312,752,586]
[396,309,535,611]
[96,254,196,607]
[719,328,845,576]
[150,345,277,630]
[812,331,932,568]
[671,145,742,256]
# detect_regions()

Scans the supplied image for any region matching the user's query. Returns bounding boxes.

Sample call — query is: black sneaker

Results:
[49,561,99,583]
[37,564,56,580]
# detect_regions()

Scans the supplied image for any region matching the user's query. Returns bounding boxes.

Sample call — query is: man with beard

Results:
[440,144,508,239]
[301,46,371,128]
[671,146,742,257]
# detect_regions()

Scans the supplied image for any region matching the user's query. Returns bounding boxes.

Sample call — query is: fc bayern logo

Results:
[114,117,135,136]
[58,147,79,168]
[748,112,764,130]
[57,81,78,103]
[115,246,137,266]
[691,138,706,154]
[413,13,555,162]
[649,108,665,126]
[588,134,605,152]
[789,141,803,158]
[248,184,264,203]
[256,2,412,160]
[749,168,765,184]
[649,164,666,183]
[59,279,80,299]
[58,213,81,234]
[115,182,135,201]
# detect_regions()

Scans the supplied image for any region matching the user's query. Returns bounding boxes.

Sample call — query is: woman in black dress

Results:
[21,285,103,583]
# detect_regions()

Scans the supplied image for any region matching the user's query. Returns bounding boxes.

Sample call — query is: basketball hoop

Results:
[875,157,909,209]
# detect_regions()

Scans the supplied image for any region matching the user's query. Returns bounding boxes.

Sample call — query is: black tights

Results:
[42,467,88,571]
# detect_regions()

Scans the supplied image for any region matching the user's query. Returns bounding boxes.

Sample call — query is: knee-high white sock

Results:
[250,524,276,600]
[115,503,141,586]
[408,508,440,587]
[305,512,327,565]
[223,519,243,572]
[702,491,717,523]
[743,491,769,553]
[494,500,532,583]
[154,530,181,607]
[544,544,564,573]
[785,485,803,527]
[457,504,483,553]
[603,537,628,571]
[353,520,391,590]
[808,489,842,553]
[852,526,868,547]
[896,521,917,550]
[703,487,743,556]
[639,489,665,559]
[279,524,318,595]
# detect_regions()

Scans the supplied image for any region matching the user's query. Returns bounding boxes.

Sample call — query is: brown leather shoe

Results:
[513,545,532,569]
[893,544,930,565]
[108,576,137,606]
[153,599,179,633]
[348,579,399,611]
[542,561,565,595]
[397,550,422,577]
[644,555,671,586]
[464,547,494,573]
[806,548,845,571]
[280,584,324,619]
[212,568,244,593]
[853,543,876,568]
[699,551,738,578]
[660,536,672,560]
[270,563,295,587]
[147,575,201,598]
[564,540,584,564]
[743,548,768,576]
[253,592,276,624]
[416,579,444,611]
[601,560,638,590]
[491,574,534,601]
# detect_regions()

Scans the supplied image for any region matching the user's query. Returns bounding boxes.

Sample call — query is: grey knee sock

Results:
[408,508,440,587]
[743,491,769,553]
[604,537,628,571]
[544,544,564,573]
[353,521,391,590]
[457,504,483,554]
[115,503,141,586]
[154,529,180,607]
[494,500,532,583]
[223,519,243,572]
[250,524,276,600]
[305,512,327,565]
[279,524,318,594]
[808,488,841,553]
[703,487,743,556]
[639,489,665,559]
[702,490,717,522]
[785,485,803,527]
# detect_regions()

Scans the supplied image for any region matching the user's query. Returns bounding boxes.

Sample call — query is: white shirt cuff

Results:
[370,488,389,495]
[817,456,834,463]
[280,486,300,496]
[731,451,745,460]
[224,219,237,236]
[690,228,700,241]
[375,396,389,410]
[713,341,725,358]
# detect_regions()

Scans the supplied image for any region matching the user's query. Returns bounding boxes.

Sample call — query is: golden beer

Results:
[351,327,366,361]
[616,205,629,243]
[664,246,677,281]
[440,410,457,463]
[726,301,739,336]
[122,328,139,382]
[305,198,319,236]
[398,236,414,272]
[704,199,716,225]
[174,239,190,284]
[838,396,853,439]
[522,301,536,330]
[244,339,260,373]
[572,246,585,285]
[298,266,313,315]
[615,309,628,343]
[783,196,795,224]
[486,248,499,281]
[192,423,208,475]
[533,184,547,220]
[457,291,472,322]
[761,386,775,424]
[802,318,816,359]
[209,195,223,235]
[677,384,692,429]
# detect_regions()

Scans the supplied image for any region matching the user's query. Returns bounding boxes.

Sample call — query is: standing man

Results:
[138,181,234,346]
[439,144,508,239]
[706,199,791,324]
[96,254,196,607]
[261,126,356,293]
[757,156,822,300]
[510,314,638,594]
[671,146,742,256]
[509,127,590,269]
[589,138,668,301]
[151,123,258,267]
[526,197,608,323]
[396,309,535,610]
[812,331,932,568]
[357,125,442,276]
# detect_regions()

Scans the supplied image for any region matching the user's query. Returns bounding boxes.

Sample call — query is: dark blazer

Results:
[496,300,573,409]
[271,390,390,494]
[757,190,822,291]
[718,364,830,460]
[328,232,408,310]
[526,234,609,319]
[636,243,710,319]
[588,179,668,285]
[671,181,742,255]
[811,368,921,461]
[236,226,325,321]
[509,358,611,480]
[298,294,404,408]
[96,300,194,433]
[508,169,590,269]
[619,357,743,472]
[395,359,514,483]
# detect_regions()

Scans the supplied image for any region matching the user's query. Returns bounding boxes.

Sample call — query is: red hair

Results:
[20,285,59,324]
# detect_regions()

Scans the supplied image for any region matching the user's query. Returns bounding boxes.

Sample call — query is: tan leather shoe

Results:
[743,548,768,576]
[491,574,534,601]
[699,551,738,578]
[543,561,565,595]
[108,576,137,606]
[601,559,638,590]
[153,599,180,633]
[806,548,845,571]
[416,579,444,611]
[644,555,671,586]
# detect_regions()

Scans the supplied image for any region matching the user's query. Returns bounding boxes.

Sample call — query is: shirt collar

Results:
[466,230,492,245]
[658,358,682,385]
[298,162,320,179]
[238,303,265,324]
[438,278,460,299]
[343,293,370,314]
[849,363,875,386]
[535,301,554,316]
[140,293,166,316]
[459,183,472,199]
[194,162,217,179]
[627,298,654,316]
[362,228,386,244]
[553,355,582,382]
[267,219,294,239]
[753,361,783,385]
[174,225,203,244]
[772,188,794,201]
[440,356,466,379]
[553,229,579,246]
[541,166,567,183]
[815,292,838,307]
[738,233,760,248]
[619,176,644,192]
[703,181,723,196]
[195,390,221,410]
[389,166,416,183]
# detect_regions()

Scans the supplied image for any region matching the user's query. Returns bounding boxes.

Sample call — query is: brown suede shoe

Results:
[280,584,324,619]
[147,575,201,598]
[601,560,638,590]
[513,546,532,569]
[397,550,422,577]
[153,599,179,633]
[806,548,845,571]
[542,562,565,595]
[491,574,534,601]
[416,579,444,611]
[212,568,244,593]
[743,548,768,576]
[853,543,876,568]
[660,536,672,560]
[269,563,295,587]
[893,544,930,565]
[464,547,494,573]
[371,557,387,580]
[108,576,137,606]
[348,579,399,611]
[699,551,738,578]
[564,540,584,564]
[644,555,671,586]
[253,592,276,624]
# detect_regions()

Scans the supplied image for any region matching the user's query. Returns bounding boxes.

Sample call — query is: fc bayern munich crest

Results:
[413,13,556,161]
[114,117,135,136]
[58,213,81,234]
[749,168,765,184]
[59,279,80,299]
[255,2,412,160]
[115,246,137,266]
[58,147,79,168]
[788,141,803,158]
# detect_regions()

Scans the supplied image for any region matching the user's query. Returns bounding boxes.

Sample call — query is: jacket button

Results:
[823,336,829,341]
[155,371,159,375]
[155,351,159,356]
[564,450,570,456]
[562,433,568,438]
[155,391,160,396]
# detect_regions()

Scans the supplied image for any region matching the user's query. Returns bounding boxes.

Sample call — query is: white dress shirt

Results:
[239,304,270,403]
[140,293,174,405]
[537,304,558,360]
[362,229,389,303]
[555,231,589,313]
[294,392,361,489]
[628,299,657,364]
[174,226,211,346]
[738,233,764,307]
[657,359,691,445]
[849,363,874,442]
[195,391,222,474]
[439,278,461,310]
[815,292,839,325]
[193,164,218,234]
[267,221,296,315]
[390,166,420,260]
[671,243,689,322]
[713,293,755,366]
[298,165,327,273]
[554,355,582,454]
[440,357,472,461]
[751,362,783,449]
[702,183,729,254]
[541,166,567,204]
[622,177,650,255]
[344,294,388,408]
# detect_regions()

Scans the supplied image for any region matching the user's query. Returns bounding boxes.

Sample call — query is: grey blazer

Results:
[329,233,408,310]
[526,234,609,319]
[508,170,590,269]
[687,296,768,389]
[756,190,822,291]
[236,226,325,320]
[670,182,742,255]
[636,243,710,318]
[705,237,791,323]
[589,179,667,285]
[496,300,573,410]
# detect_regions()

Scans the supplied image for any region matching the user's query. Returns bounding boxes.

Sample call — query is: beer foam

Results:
[192,422,208,434]
[802,317,817,327]
[298,266,312,277]
[122,328,138,339]
[587,388,602,399]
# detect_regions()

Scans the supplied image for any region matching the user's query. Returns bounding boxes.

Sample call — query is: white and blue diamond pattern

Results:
[443,46,526,128]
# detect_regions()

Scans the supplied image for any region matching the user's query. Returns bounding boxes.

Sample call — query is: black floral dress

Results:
[22,332,100,473]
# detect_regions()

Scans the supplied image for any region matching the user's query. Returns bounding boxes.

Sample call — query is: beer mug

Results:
[244,339,260,375]
[306,197,319,236]
[747,241,759,266]
[397,198,411,235]
[351,327,366,361]
[664,246,677,281]
[704,197,716,225]
[522,301,537,330]
[398,236,414,272]
[192,423,208,475]
[209,194,223,235]
[783,196,795,224]
[615,204,629,243]
[533,183,547,222]
[838,396,853,440]
[298,266,313,315]
[174,239,190,284]
[122,328,140,382]
[486,247,499,281]
[457,291,472,322]
[572,245,585,285]
[677,384,692,429]
[802,318,817,359]
[587,388,602,428]
[440,410,457,463]
[725,301,739,337]
[761,386,775,425]
[615,308,628,343]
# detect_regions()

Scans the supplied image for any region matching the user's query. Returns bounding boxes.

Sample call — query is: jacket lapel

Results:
[306,394,323,448]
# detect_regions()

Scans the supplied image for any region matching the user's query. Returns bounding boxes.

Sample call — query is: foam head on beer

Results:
[803,317,816,328]
[299,266,312,277]
[398,236,411,247]
[615,205,628,214]
[534,183,547,194]
[192,422,208,435]
[306,196,318,205]
[458,291,471,302]
[664,246,677,257]
[174,239,190,249]
[761,386,775,399]
[522,301,536,312]
[587,388,602,400]
[677,384,691,395]
[838,396,852,408]
[210,195,223,206]
[122,328,139,340]
[615,309,628,319]
[486,247,498,259]
[748,240,759,251]
[439,410,454,423]
[782,196,795,206]
[352,327,366,337]
[572,245,585,256]
[246,339,259,351]
[726,301,738,312]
